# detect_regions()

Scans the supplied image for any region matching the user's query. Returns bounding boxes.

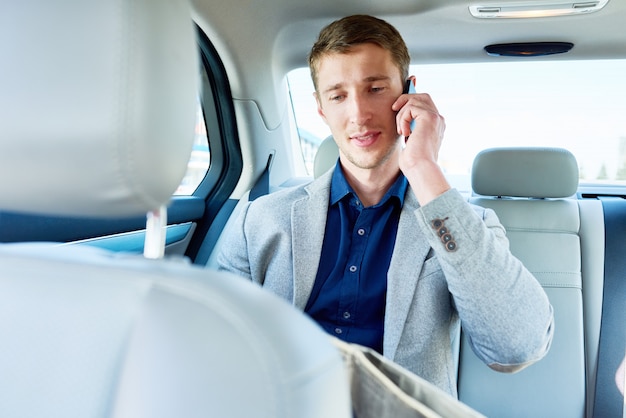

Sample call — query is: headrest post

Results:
[144,205,167,259]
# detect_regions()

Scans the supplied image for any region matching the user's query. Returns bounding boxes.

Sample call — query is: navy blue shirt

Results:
[304,163,407,353]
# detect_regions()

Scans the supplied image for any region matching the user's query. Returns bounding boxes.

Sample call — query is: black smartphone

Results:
[403,79,416,95]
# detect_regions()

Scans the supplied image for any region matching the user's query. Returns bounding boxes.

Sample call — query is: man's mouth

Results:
[350,131,379,147]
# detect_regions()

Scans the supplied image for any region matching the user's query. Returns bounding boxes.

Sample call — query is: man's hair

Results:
[308,14,410,92]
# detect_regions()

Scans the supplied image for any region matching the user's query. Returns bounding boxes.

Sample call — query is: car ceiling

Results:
[192,0,626,74]
[191,0,626,119]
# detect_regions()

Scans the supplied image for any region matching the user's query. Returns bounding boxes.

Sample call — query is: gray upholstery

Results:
[314,135,339,178]
[460,147,605,417]
[471,147,579,198]
[0,0,351,417]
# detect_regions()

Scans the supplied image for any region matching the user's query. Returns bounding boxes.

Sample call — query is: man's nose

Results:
[348,94,372,125]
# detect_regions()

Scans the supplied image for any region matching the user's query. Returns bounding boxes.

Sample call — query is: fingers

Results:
[394,92,443,137]
[392,92,438,113]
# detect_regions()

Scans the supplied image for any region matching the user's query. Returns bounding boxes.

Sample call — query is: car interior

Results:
[1,0,625,417]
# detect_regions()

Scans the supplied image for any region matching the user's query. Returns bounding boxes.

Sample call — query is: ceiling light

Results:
[469,0,609,18]
[484,42,574,56]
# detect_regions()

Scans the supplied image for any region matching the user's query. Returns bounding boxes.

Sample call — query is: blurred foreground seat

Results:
[0,0,351,417]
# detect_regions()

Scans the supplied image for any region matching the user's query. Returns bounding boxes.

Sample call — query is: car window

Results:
[174,101,211,195]
[288,59,626,190]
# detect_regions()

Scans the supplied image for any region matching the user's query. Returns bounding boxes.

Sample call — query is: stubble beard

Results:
[342,135,402,171]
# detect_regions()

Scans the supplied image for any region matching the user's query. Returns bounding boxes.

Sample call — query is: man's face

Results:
[314,43,404,173]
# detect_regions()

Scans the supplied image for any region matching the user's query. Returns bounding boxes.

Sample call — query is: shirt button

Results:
[334,328,343,335]
[343,311,351,319]
[349,265,357,272]
[357,228,365,236]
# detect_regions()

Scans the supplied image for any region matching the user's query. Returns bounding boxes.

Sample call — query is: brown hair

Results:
[308,14,410,91]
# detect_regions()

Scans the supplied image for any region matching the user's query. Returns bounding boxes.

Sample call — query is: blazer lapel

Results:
[383,190,432,359]
[291,171,332,310]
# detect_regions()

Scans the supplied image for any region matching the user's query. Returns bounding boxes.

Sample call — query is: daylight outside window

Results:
[175,103,211,195]
[288,59,626,191]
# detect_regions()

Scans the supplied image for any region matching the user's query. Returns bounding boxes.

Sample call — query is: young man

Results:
[217,14,553,396]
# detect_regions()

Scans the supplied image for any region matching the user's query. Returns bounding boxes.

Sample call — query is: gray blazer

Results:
[217,169,554,396]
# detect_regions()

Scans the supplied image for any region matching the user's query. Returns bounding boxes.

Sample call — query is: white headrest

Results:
[0,0,198,218]
[472,147,579,198]
[314,136,339,178]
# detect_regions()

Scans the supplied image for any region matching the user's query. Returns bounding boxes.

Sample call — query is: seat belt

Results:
[249,153,273,201]
[593,197,626,418]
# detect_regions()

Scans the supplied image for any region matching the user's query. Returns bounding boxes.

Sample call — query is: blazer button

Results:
[431,217,457,252]
[431,218,446,229]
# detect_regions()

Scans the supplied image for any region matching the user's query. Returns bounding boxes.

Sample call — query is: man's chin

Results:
[341,150,396,172]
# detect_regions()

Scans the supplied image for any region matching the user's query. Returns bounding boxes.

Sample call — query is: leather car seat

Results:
[459,147,604,418]
[0,0,351,417]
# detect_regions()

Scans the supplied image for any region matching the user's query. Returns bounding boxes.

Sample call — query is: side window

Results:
[174,102,211,195]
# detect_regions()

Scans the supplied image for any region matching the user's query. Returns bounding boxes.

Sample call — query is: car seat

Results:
[0,0,351,417]
[460,147,605,417]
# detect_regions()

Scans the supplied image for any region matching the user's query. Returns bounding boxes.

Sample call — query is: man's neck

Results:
[341,162,401,207]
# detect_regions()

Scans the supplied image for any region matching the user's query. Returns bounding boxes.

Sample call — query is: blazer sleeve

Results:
[413,189,554,373]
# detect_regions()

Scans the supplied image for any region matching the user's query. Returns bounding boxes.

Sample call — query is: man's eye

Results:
[371,86,385,93]
[330,95,344,102]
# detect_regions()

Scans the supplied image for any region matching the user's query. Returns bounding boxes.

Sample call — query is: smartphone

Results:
[403,79,416,95]
[402,79,416,138]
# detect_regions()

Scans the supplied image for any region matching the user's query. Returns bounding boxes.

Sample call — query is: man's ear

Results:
[314,92,328,123]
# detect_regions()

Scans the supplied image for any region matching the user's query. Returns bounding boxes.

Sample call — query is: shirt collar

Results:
[329,161,408,207]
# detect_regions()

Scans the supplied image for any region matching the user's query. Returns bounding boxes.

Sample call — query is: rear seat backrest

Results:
[314,136,339,178]
[459,147,605,418]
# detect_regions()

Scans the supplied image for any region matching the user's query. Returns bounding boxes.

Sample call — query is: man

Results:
[217,14,553,396]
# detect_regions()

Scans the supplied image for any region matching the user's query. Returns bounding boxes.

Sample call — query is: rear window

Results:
[288,59,626,191]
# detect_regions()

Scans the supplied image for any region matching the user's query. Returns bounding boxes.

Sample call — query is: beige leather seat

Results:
[0,1,351,417]
[459,147,605,418]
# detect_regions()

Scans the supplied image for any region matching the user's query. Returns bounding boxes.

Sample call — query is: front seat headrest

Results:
[0,0,198,218]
